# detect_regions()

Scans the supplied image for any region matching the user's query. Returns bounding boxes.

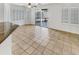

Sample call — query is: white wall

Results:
[31,7,36,24]
[27,8,32,24]
[2,3,36,25]
[36,3,79,34]
[3,3,31,25]
[9,4,28,25]
[26,7,36,24]
[0,3,4,22]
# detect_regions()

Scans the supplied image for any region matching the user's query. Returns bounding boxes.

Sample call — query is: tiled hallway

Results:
[12,25,79,55]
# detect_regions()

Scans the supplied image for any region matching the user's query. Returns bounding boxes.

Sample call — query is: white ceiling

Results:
[13,3,49,6]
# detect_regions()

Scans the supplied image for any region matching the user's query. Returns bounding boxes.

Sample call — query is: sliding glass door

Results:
[35,9,48,28]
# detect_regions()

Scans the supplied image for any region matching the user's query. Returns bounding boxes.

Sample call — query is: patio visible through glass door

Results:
[35,9,48,28]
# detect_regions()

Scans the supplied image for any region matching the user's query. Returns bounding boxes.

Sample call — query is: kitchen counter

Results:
[0,22,18,44]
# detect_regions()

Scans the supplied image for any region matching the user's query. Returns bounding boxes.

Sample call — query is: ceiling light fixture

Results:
[28,3,31,8]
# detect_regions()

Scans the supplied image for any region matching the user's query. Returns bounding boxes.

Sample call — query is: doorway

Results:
[35,9,48,28]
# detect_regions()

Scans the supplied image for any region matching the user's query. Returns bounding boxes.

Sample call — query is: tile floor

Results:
[12,25,79,55]
[35,21,47,27]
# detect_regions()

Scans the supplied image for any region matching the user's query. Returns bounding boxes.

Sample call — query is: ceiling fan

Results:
[27,3,38,8]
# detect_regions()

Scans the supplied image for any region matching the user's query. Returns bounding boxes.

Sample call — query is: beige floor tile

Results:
[12,44,20,51]
[31,50,42,55]
[43,48,56,55]
[12,25,79,55]
[27,39,34,45]
[63,45,72,55]
[31,42,40,48]
[54,46,63,55]
[23,38,31,44]
[46,41,55,50]
[40,40,50,46]
[55,40,64,49]
[33,39,43,44]
[36,45,45,53]
[22,52,29,55]
[13,48,24,55]
[25,47,35,54]
[72,48,79,55]
[18,41,30,50]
